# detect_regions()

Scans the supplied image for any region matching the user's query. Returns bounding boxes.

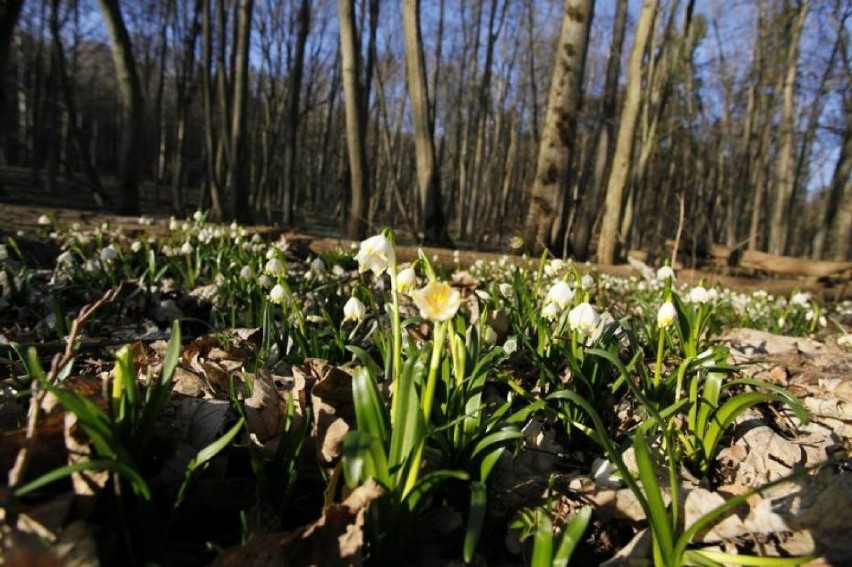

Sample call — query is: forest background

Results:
[0,0,848,263]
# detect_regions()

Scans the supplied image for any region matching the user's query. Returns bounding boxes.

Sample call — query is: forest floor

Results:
[1,178,851,566]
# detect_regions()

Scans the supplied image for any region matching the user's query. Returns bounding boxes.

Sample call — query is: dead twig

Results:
[7,285,123,488]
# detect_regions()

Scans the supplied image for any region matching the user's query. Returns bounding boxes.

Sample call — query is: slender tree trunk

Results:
[339,0,369,239]
[98,0,144,215]
[224,0,253,222]
[0,0,25,170]
[768,0,808,255]
[281,0,310,226]
[403,0,450,244]
[814,92,851,260]
[571,0,627,258]
[597,0,658,264]
[521,0,595,253]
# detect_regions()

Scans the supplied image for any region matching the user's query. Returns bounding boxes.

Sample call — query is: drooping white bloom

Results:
[580,274,595,290]
[131,241,143,253]
[396,267,417,294]
[343,296,367,322]
[545,281,574,310]
[542,301,560,321]
[790,292,811,307]
[657,301,677,328]
[568,302,600,335]
[37,214,51,226]
[498,282,514,299]
[257,274,272,288]
[180,241,194,255]
[355,234,395,275]
[688,286,710,304]
[656,265,676,281]
[56,251,74,266]
[412,281,461,322]
[265,258,284,276]
[268,284,287,304]
[169,217,179,231]
[100,246,118,262]
[310,257,326,273]
[193,210,204,222]
[239,265,254,280]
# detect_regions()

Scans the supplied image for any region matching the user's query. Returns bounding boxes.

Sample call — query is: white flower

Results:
[265,258,284,276]
[412,281,461,322]
[310,257,326,273]
[656,266,676,281]
[193,210,203,222]
[580,274,595,290]
[239,265,254,280]
[131,241,143,253]
[343,296,366,322]
[180,241,194,255]
[542,302,560,321]
[657,301,677,328]
[38,214,51,226]
[356,234,395,275]
[498,283,513,299]
[268,284,287,304]
[100,246,118,262]
[688,286,710,304]
[790,292,811,307]
[169,217,179,231]
[56,251,74,266]
[545,281,574,310]
[397,267,417,294]
[568,302,600,335]
[258,274,272,288]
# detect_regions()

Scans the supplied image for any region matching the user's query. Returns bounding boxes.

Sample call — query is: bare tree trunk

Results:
[571,0,627,258]
[597,0,658,264]
[98,0,144,215]
[281,0,310,226]
[224,0,253,222]
[0,0,25,171]
[339,0,369,239]
[403,0,450,244]
[49,0,110,207]
[768,0,808,255]
[521,0,595,253]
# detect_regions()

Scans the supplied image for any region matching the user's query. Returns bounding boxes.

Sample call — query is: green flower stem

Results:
[653,330,666,389]
[421,321,447,421]
[388,262,402,425]
[403,321,447,497]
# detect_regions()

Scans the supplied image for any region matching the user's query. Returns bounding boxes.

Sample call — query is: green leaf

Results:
[553,505,592,566]
[633,432,674,565]
[175,417,244,509]
[531,509,554,567]
[15,459,151,501]
[403,469,467,512]
[463,481,487,563]
[685,549,815,566]
[352,366,390,444]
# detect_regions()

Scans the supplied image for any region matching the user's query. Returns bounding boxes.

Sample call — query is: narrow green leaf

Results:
[352,366,390,444]
[531,510,554,567]
[633,432,674,565]
[403,469,467,512]
[553,505,592,566]
[686,549,814,566]
[463,481,487,563]
[14,459,151,501]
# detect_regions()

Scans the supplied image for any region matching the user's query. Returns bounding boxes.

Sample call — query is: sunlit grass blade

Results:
[530,509,553,567]
[553,505,592,566]
[14,459,151,501]
[633,431,674,566]
[463,480,487,563]
[352,366,390,444]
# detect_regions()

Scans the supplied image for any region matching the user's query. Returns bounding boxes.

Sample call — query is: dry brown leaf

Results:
[245,371,283,448]
[212,479,385,567]
[304,360,355,467]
